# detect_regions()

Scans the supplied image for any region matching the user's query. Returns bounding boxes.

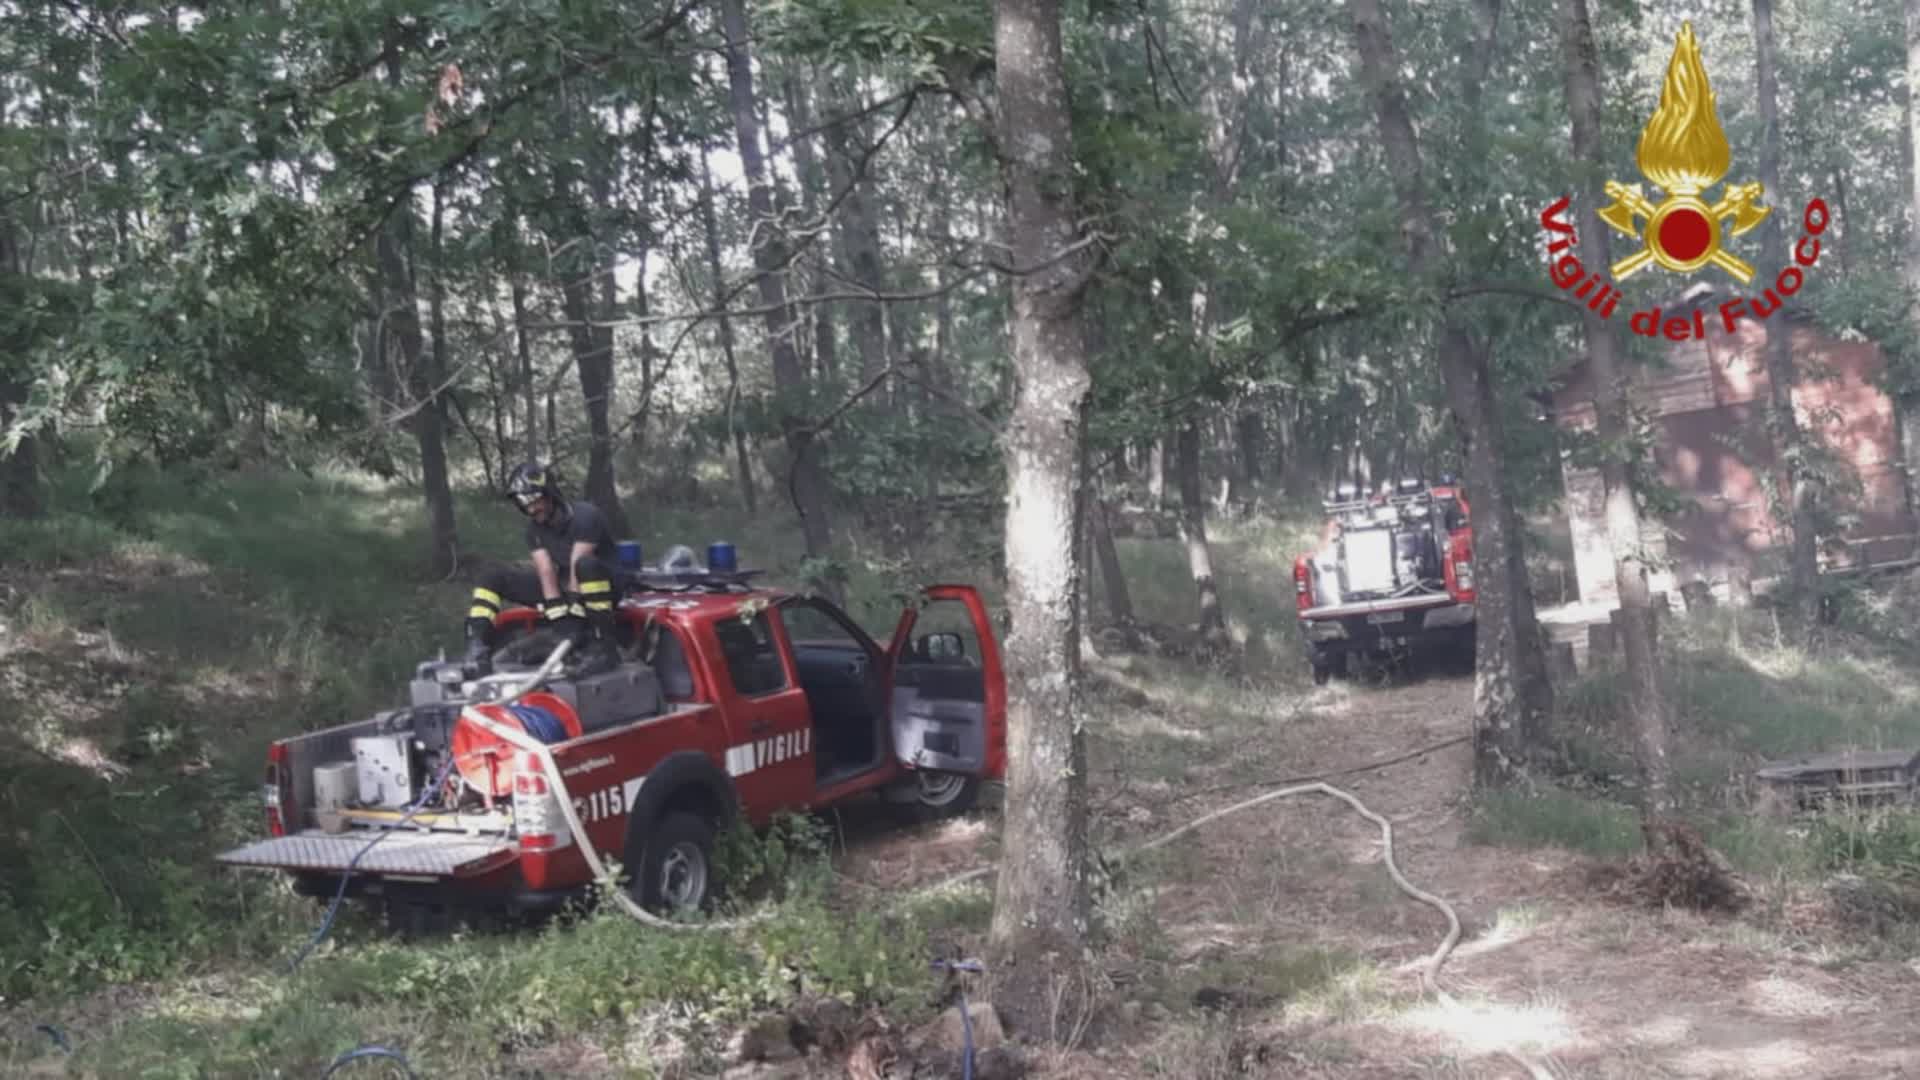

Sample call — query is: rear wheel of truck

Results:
[633,812,716,915]
[1310,650,1346,686]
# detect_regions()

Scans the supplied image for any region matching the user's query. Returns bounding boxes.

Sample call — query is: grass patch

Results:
[1524,592,1920,880]
[1706,817,1819,879]
[1156,945,1362,1014]
[1467,788,1642,856]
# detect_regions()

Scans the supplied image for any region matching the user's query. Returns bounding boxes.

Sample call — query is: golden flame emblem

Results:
[1598,22,1771,284]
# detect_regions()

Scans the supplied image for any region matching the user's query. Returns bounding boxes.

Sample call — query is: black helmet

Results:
[506,460,562,518]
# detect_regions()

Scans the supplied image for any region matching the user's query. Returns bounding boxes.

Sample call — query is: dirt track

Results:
[839,665,1920,1079]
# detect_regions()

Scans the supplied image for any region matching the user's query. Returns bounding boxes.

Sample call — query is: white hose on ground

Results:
[916,782,1462,995]
[471,657,1553,1076]
[1129,782,1461,997]
[485,650,1463,982]
[476,649,1471,993]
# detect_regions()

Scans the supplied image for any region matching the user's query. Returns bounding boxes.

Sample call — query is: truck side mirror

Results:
[916,631,965,662]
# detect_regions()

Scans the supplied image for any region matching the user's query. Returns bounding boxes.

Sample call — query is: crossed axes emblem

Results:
[1597,180,1771,285]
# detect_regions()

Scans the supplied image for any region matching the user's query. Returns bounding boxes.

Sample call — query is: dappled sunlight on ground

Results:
[1742,971,1870,1019]
[1389,993,1579,1059]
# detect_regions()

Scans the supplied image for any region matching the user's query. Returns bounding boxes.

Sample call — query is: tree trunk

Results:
[0,374,36,518]
[484,285,510,470]
[1234,406,1264,510]
[821,75,889,386]
[557,261,623,520]
[1748,0,1819,634]
[720,0,838,599]
[1146,436,1166,505]
[1349,0,1548,784]
[511,258,541,460]
[0,220,39,518]
[428,179,480,488]
[1906,0,1920,527]
[783,73,839,385]
[1560,0,1672,810]
[1829,167,1848,277]
[376,199,459,578]
[549,101,633,539]
[985,0,1096,1038]
[1092,492,1138,643]
[1176,421,1229,647]
[700,152,758,513]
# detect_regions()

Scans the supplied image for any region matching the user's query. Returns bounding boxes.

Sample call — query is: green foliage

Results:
[1809,810,1920,882]
[713,811,836,901]
[1467,788,1645,857]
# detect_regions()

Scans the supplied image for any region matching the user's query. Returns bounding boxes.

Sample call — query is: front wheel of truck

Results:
[632,812,716,915]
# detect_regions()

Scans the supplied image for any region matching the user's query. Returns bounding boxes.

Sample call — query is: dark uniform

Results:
[463,462,630,674]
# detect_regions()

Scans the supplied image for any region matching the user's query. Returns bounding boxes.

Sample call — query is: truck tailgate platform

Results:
[216,830,516,878]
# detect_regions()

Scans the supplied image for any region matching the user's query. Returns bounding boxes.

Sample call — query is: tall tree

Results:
[1349,0,1548,784]
[1750,0,1819,634]
[378,45,458,578]
[0,222,39,519]
[1909,0,1920,448]
[718,0,839,599]
[549,85,633,539]
[1175,421,1228,647]
[983,0,1097,1037]
[699,150,758,513]
[1560,0,1672,809]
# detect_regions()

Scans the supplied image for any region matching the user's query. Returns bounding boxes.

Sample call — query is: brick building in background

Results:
[1547,284,1920,608]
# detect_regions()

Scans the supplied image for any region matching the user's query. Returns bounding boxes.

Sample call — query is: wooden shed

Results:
[1547,284,1920,607]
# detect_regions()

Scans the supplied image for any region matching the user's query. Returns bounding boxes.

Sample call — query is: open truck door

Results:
[885,586,1008,796]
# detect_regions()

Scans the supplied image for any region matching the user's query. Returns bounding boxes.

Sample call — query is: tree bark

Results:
[1092,492,1139,644]
[376,200,458,578]
[549,97,632,538]
[1233,406,1264,510]
[1750,0,1819,635]
[1905,0,1920,528]
[484,285,510,471]
[1561,0,1671,810]
[511,249,541,459]
[719,0,838,599]
[700,150,757,513]
[1349,0,1548,784]
[821,74,890,387]
[372,40,458,577]
[0,374,36,518]
[985,0,1096,1038]
[783,73,839,384]
[1146,436,1166,505]
[0,214,39,518]
[1176,421,1229,647]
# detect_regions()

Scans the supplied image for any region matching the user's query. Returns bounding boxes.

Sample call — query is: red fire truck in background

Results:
[1292,478,1476,684]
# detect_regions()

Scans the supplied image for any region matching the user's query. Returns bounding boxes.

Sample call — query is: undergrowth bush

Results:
[1809,809,1920,881]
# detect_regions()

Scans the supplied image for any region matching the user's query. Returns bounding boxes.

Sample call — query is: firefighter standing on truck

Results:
[462,460,629,677]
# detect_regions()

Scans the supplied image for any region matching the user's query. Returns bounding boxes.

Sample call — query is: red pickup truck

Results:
[1292,478,1476,683]
[215,556,1005,924]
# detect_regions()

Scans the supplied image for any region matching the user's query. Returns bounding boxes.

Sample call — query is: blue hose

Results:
[35,1023,69,1054]
[931,958,985,1080]
[503,703,568,744]
[288,755,455,974]
[320,1044,418,1078]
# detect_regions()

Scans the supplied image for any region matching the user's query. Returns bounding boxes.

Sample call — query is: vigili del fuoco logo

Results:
[1539,21,1828,341]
